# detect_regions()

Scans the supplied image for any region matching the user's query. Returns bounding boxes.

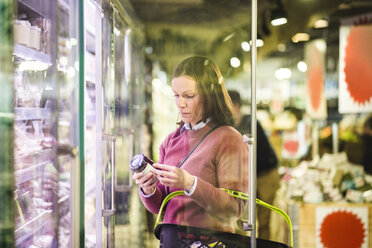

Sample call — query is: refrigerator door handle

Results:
[118,127,134,188]
[102,133,116,216]
[128,130,134,187]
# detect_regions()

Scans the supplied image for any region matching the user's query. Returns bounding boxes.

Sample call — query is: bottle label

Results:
[142,164,152,175]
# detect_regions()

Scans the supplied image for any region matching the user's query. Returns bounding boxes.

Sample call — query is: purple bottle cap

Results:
[130,154,146,172]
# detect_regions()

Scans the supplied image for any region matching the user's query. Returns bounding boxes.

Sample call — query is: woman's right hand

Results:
[132,171,158,195]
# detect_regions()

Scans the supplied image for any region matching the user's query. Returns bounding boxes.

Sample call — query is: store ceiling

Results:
[127,0,372,77]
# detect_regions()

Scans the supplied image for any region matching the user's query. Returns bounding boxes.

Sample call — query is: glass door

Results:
[12,0,59,247]
[112,10,134,247]
[56,0,80,247]
[83,0,98,246]
[83,0,116,247]
[99,3,116,247]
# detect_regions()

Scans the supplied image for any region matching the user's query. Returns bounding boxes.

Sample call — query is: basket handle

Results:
[154,189,294,248]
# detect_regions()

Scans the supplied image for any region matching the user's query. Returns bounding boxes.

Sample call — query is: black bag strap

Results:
[165,125,220,195]
[176,125,220,168]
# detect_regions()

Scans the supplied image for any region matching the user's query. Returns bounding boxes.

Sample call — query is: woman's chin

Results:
[181,118,189,123]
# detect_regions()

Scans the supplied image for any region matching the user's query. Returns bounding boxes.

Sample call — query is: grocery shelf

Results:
[18,0,48,18]
[13,43,52,65]
[15,160,53,185]
[58,194,70,218]
[15,210,52,246]
[14,107,52,121]
[15,148,55,166]
[58,194,69,205]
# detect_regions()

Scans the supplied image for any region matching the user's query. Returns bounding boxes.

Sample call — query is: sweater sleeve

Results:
[189,130,249,219]
[139,133,170,214]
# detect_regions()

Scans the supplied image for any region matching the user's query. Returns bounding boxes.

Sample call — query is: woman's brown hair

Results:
[172,56,236,126]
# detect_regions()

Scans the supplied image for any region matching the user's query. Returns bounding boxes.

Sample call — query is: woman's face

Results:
[172,75,203,126]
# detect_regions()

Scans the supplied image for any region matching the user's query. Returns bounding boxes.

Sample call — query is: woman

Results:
[133,56,249,246]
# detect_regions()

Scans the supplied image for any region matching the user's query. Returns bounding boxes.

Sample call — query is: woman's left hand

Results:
[152,164,195,191]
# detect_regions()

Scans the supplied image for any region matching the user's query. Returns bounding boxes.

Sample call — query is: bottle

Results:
[130,154,154,175]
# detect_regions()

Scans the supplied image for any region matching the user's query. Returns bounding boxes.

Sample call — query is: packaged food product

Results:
[14,20,31,46]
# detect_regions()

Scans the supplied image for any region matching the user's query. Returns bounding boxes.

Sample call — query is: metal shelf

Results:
[15,147,54,167]
[18,0,48,18]
[15,210,52,246]
[14,107,52,121]
[15,161,53,185]
[13,43,52,65]
[58,194,69,205]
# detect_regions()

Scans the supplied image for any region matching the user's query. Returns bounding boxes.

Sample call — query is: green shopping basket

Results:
[154,190,293,248]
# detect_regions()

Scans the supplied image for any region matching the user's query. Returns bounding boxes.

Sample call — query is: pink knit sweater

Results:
[140,122,249,233]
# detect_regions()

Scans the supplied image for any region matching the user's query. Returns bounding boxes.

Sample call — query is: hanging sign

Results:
[305,39,328,119]
[316,206,368,248]
[339,13,372,113]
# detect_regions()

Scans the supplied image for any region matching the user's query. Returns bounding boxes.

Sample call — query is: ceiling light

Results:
[241,41,250,52]
[291,33,310,43]
[271,17,287,26]
[249,38,264,47]
[223,33,235,43]
[297,61,307,72]
[277,43,286,52]
[145,46,153,54]
[270,0,287,26]
[256,38,264,47]
[275,68,292,80]
[314,19,328,29]
[230,57,241,68]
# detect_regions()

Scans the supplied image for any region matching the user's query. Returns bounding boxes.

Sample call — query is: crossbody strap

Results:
[176,125,220,168]
[165,125,220,196]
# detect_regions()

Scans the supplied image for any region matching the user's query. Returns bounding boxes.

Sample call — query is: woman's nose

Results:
[178,97,186,107]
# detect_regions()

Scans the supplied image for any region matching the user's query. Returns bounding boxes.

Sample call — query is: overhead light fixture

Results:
[241,41,250,52]
[270,0,287,26]
[292,33,310,43]
[230,57,241,68]
[223,33,235,43]
[314,19,328,29]
[275,68,291,80]
[297,61,307,72]
[277,43,286,52]
[249,35,264,47]
[145,46,153,54]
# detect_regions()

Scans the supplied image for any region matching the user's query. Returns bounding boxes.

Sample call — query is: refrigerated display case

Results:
[12,0,59,247]
[56,0,80,247]
[82,0,148,247]
[2,0,146,246]
[0,0,15,247]
[83,1,118,247]
[83,0,98,245]
[10,0,82,247]
[112,7,151,247]
[113,10,133,229]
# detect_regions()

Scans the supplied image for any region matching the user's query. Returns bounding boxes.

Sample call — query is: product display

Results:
[11,1,63,247]
[280,152,372,204]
